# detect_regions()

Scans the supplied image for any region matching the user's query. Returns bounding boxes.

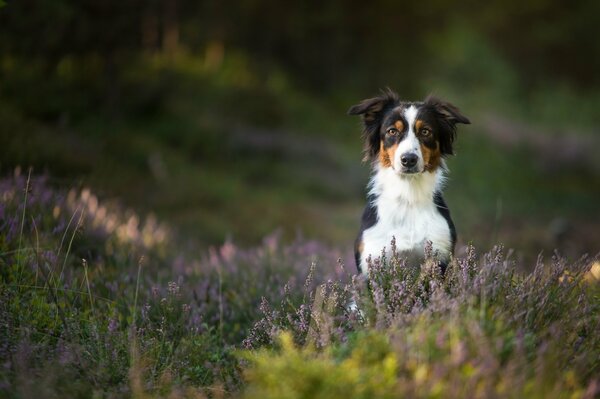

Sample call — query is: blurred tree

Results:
[0,0,598,102]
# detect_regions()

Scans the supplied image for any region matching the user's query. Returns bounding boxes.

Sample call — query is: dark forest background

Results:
[1,0,599,260]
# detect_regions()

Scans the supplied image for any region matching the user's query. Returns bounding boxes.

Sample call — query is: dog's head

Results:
[348,89,470,174]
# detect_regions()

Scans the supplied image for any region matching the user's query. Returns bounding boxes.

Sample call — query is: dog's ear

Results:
[348,89,399,161]
[425,96,470,156]
[425,96,470,125]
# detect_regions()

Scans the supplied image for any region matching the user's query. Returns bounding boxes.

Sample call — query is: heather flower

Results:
[108,317,119,334]
[1,173,598,398]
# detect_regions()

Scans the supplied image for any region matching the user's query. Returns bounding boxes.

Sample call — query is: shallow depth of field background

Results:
[1,2,600,398]
[1,0,599,260]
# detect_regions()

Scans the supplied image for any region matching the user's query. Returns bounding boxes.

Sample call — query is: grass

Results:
[0,172,598,398]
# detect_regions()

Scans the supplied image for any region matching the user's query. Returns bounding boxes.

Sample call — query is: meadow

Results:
[1,170,598,398]
[1,1,600,396]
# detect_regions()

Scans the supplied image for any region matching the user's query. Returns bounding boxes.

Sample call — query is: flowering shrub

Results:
[0,170,598,398]
[0,171,342,396]
[242,245,600,398]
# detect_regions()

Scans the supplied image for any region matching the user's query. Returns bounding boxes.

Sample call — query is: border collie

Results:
[349,89,470,274]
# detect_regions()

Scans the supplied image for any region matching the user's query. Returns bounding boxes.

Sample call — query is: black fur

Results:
[433,191,456,249]
[348,89,400,161]
[354,194,378,273]
[434,191,456,274]
[422,96,470,156]
[348,91,470,161]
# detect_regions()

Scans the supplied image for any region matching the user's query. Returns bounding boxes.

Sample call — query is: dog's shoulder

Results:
[359,193,378,230]
[433,191,456,250]
[354,194,378,273]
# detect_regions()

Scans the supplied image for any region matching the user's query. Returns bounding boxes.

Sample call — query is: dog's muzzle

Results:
[400,152,419,173]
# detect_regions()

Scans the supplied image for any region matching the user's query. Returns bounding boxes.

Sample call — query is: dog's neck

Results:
[368,163,446,208]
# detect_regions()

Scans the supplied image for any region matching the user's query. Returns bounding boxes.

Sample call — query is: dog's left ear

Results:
[425,96,470,125]
[348,89,399,161]
[425,96,470,155]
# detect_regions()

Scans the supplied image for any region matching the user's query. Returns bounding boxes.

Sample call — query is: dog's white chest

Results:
[361,203,451,267]
[360,167,452,270]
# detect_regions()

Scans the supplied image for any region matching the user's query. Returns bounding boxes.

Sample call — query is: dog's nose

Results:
[400,153,418,168]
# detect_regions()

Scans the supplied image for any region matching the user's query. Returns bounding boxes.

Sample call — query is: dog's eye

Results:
[387,128,399,136]
[420,128,432,137]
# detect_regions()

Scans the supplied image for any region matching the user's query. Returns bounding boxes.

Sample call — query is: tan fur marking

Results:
[394,120,404,131]
[421,141,441,171]
[358,240,364,253]
[415,120,424,131]
[379,140,399,168]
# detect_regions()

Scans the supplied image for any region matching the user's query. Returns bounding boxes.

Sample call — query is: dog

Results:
[349,89,470,274]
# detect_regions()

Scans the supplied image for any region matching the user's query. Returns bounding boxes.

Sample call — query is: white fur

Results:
[393,106,424,172]
[360,163,452,273]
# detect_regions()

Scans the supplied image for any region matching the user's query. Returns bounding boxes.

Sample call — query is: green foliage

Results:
[242,323,593,399]
[242,332,399,399]
[244,330,550,399]
[241,247,600,399]
[0,174,599,397]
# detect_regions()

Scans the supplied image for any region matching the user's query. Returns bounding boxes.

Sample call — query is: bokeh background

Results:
[1,0,599,261]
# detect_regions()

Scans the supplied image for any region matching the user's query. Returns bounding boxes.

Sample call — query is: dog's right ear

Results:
[348,89,399,162]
